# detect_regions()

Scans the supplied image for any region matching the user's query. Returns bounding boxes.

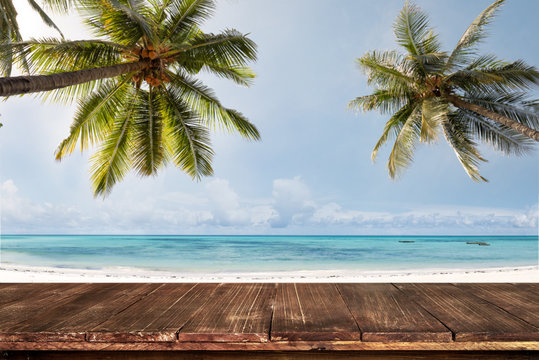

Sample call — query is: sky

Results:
[0,0,538,235]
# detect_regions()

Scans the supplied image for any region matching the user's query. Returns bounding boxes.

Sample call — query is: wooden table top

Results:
[0,283,538,352]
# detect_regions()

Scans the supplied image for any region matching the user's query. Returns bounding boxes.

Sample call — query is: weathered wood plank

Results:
[88,283,205,342]
[337,283,451,342]
[515,283,539,292]
[179,283,276,342]
[0,284,98,341]
[1,340,539,352]
[0,284,81,306]
[455,284,539,328]
[271,283,360,341]
[4,350,539,360]
[3,283,161,342]
[395,284,539,341]
[1,283,538,350]
[0,284,91,330]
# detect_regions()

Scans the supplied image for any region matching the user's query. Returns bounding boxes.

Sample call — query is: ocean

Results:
[0,235,537,273]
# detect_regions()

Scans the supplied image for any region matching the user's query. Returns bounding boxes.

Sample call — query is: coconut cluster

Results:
[127,45,173,88]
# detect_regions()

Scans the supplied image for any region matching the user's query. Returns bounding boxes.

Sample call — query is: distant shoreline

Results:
[1,263,537,283]
[3,234,537,237]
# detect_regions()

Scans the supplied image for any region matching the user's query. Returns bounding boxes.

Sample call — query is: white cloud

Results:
[270,176,315,228]
[313,202,366,224]
[205,178,249,226]
[1,179,82,232]
[1,178,537,235]
[312,204,539,232]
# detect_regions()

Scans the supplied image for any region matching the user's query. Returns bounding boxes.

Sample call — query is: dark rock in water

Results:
[399,240,415,243]
[466,241,490,246]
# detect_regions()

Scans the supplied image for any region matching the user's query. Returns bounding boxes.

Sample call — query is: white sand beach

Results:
[0,263,537,283]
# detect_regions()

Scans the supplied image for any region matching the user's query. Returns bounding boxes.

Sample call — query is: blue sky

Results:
[1,0,537,235]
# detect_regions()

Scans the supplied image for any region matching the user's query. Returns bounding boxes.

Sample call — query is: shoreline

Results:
[0,263,537,283]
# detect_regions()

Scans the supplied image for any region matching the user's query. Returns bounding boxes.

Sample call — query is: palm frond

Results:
[162,0,215,43]
[458,108,534,155]
[195,63,256,86]
[108,0,157,43]
[20,39,127,74]
[55,77,132,159]
[0,0,27,75]
[26,0,64,38]
[482,60,539,90]
[0,0,19,42]
[462,54,505,70]
[443,112,487,182]
[176,54,256,86]
[42,0,76,13]
[80,0,150,46]
[388,104,422,178]
[173,29,258,73]
[393,1,440,56]
[161,86,213,178]
[420,98,448,143]
[447,60,539,94]
[0,23,15,76]
[446,0,505,70]
[40,78,109,104]
[89,88,137,197]
[371,101,417,162]
[408,52,447,75]
[0,0,63,75]
[147,0,172,24]
[357,50,419,94]
[167,70,260,140]
[460,91,539,130]
[348,89,411,115]
[131,86,165,176]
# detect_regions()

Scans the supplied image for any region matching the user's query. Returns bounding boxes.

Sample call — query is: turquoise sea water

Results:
[0,235,537,273]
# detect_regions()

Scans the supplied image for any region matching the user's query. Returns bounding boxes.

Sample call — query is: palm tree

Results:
[0,0,259,196]
[349,0,538,182]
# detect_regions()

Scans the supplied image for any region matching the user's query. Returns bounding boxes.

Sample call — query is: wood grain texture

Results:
[1,341,538,352]
[337,283,451,342]
[395,284,539,342]
[455,283,539,327]
[3,283,161,342]
[3,350,539,360]
[1,283,539,351]
[0,284,99,341]
[0,284,71,306]
[271,283,360,341]
[88,283,204,342]
[179,283,276,342]
[515,283,539,292]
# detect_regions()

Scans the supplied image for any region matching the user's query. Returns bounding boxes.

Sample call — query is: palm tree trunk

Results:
[445,94,539,142]
[0,61,149,97]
